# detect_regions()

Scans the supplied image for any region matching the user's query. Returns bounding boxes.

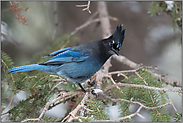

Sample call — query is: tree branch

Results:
[76,1,91,14]
[64,92,89,122]
[90,93,171,122]
[112,55,182,87]
[21,90,82,122]
[103,82,182,93]
[43,77,67,101]
[96,1,112,90]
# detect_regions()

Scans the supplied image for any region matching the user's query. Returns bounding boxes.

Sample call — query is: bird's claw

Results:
[91,89,98,98]
[91,89,103,98]
[87,79,96,87]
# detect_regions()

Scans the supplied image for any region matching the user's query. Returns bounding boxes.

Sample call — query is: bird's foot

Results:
[87,79,95,87]
[91,89,103,98]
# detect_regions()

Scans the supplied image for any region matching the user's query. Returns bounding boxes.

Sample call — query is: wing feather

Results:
[40,49,90,65]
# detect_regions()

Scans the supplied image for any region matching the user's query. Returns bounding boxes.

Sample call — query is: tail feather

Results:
[8,64,46,73]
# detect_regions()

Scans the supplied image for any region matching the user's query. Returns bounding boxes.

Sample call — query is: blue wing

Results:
[42,47,71,58]
[40,47,91,65]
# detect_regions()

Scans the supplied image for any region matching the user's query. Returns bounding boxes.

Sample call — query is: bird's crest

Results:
[112,25,126,46]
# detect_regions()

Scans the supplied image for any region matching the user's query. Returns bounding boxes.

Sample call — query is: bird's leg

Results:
[87,79,96,87]
[87,74,96,87]
[78,83,86,93]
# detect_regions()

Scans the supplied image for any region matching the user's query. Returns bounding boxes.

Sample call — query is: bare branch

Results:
[105,74,125,95]
[76,1,91,14]
[65,92,89,122]
[96,1,112,90]
[112,55,140,69]
[71,116,89,122]
[70,15,117,36]
[21,118,40,122]
[70,18,99,36]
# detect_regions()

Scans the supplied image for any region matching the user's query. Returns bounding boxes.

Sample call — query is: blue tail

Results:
[8,64,47,73]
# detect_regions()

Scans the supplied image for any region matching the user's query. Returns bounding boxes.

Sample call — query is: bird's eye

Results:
[110,40,120,51]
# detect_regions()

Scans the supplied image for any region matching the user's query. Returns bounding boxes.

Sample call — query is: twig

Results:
[103,83,182,93]
[102,93,171,110]
[76,1,91,14]
[72,116,88,121]
[112,55,182,87]
[21,91,82,122]
[43,78,67,101]
[70,18,99,36]
[70,17,117,37]
[1,59,16,112]
[135,71,148,85]
[65,92,89,122]
[1,95,14,116]
[82,105,94,112]
[1,59,15,82]
[21,118,40,122]
[105,75,125,95]
[91,96,171,123]
[165,94,180,116]
[91,106,144,122]
[108,66,154,75]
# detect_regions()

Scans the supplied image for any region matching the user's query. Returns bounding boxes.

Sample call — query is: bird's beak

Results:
[111,48,119,56]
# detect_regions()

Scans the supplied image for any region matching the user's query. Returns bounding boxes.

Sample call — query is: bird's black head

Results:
[108,25,126,56]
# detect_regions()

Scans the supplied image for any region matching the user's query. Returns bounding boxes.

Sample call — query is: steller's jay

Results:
[8,25,126,93]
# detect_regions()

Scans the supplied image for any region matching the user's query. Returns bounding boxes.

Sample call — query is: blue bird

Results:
[8,25,126,93]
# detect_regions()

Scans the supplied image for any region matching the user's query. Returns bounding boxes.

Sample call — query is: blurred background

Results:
[1,1,182,122]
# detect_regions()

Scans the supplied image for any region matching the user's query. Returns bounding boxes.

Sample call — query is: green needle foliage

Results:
[42,115,59,122]
[172,112,182,122]
[111,69,172,122]
[86,99,110,121]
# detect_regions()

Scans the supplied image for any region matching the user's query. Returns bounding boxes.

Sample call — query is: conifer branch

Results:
[63,92,89,122]
[103,82,182,93]
[43,77,67,101]
[21,91,82,122]
[91,94,171,122]
[112,55,182,87]
[1,59,15,82]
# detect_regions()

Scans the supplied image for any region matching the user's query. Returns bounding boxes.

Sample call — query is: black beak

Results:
[111,48,119,56]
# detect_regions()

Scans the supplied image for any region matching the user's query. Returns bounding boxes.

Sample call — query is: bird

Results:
[8,25,126,93]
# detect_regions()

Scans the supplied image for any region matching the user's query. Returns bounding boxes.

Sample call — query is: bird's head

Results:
[108,25,126,56]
